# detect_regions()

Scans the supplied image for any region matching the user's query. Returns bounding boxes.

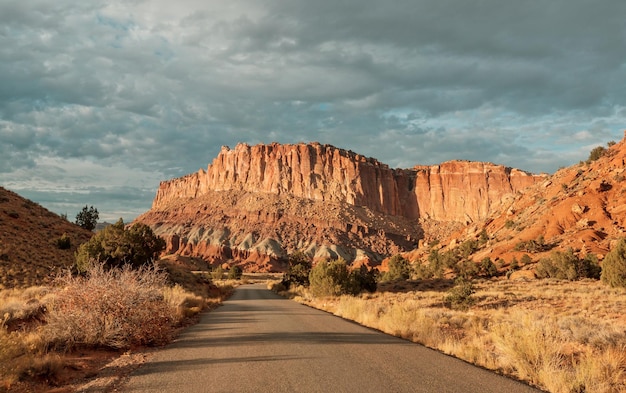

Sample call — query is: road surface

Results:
[122,284,542,393]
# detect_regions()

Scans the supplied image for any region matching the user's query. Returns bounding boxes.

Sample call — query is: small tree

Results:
[75,205,99,231]
[309,259,350,297]
[282,251,312,288]
[602,239,626,288]
[587,146,606,163]
[228,265,243,280]
[75,219,165,272]
[347,265,378,294]
[382,254,411,282]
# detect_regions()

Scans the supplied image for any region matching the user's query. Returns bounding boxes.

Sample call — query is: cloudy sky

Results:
[1,0,625,222]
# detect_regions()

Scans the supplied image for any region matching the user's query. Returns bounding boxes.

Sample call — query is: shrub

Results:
[210,265,224,280]
[459,239,479,258]
[75,219,165,272]
[514,235,551,253]
[455,258,479,279]
[43,263,175,350]
[536,249,601,281]
[347,265,378,294]
[587,146,606,163]
[75,205,99,231]
[281,251,312,288]
[602,239,626,288]
[443,277,475,310]
[309,259,350,297]
[55,233,71,250]
[227,265,243,280]
[479,257,498,278]
[381,254,411,282]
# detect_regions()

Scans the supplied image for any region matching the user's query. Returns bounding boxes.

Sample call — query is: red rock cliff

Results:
[153,142,542,223]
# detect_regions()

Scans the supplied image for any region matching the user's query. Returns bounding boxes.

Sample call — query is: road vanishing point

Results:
[122,284,542,393]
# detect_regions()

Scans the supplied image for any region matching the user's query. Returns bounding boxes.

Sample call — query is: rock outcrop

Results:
[136,142,544,271]
[152,142,541,222]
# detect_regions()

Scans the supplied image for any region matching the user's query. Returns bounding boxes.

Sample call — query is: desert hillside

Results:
[403,131,626,272]
[0,187,93,288]
[136,142,544,271]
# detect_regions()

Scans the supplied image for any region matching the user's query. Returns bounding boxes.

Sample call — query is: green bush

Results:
[227,265,243,280]
[587,146,606,163]
[444,277,475,310]
[601,239,626,288]
[211,266,224,280]
[75,205,99,231]
[479,257,498,278]
[75,219,165,272]
[309,259,350,297]
[381,254,411,282]
[347,265,378,294]
[514,235,551,253]
[281,251,312,288]
[536,249,601,280]
[56,233,71,250]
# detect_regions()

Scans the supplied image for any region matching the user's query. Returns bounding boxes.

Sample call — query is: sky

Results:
[1,0,625,222]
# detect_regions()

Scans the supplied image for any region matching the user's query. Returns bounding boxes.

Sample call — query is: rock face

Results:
[137,142,543,271]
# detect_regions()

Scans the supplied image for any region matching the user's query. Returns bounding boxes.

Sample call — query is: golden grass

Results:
[288,279,626,393]
[1,263,232,388]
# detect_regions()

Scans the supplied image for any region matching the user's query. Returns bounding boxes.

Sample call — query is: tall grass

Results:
[1,263,225,388]
[289,279,626,393]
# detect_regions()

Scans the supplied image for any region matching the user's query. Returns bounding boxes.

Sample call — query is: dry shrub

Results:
[492,312,570,390]
[43,263,176,350]
[0,286,52,327]
[163,284,205,322]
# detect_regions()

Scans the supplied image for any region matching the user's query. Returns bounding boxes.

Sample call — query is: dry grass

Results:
[1,262,231,389]
[42,264,176,350]
[288,279,626,393]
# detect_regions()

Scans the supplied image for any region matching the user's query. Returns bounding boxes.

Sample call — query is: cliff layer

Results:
[137,142,543,271]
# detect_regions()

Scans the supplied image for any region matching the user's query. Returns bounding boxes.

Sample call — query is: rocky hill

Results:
[0,187,93,288]
[136,142,544,271]
[429,131,626,270]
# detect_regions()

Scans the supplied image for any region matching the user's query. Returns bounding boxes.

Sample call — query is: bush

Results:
[281,251,312,288]
[227,265,243,280]
[514,235,551,253]
[75,205,99,231]
[536,249,601,281]
[309,259,377,297]
[43,263,175,350]
[443,277,475,310]
[210,266,224,280]
[455,258,479,279]
[75,219,165,272]
[602,239,626,288]
[347,265,378,294]
[381,254,411,282]
[587,146,606,163]
[55,233,71,250]
[309,259,350,297]
[479,257,498,278]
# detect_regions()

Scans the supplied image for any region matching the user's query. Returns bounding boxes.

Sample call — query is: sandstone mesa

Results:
[135,142,545,271]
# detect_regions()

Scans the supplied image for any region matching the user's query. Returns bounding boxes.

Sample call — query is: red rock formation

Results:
[137,142,545,271]
[153,143,542,223]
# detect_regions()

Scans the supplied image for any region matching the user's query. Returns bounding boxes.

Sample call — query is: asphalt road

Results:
[121,284,542,393]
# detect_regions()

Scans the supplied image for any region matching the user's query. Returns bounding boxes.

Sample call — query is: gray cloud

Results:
[1,0,624,220]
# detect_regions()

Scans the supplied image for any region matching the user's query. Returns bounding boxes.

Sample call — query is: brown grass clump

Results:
[293,279,626,393]
[42,263,176,350]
